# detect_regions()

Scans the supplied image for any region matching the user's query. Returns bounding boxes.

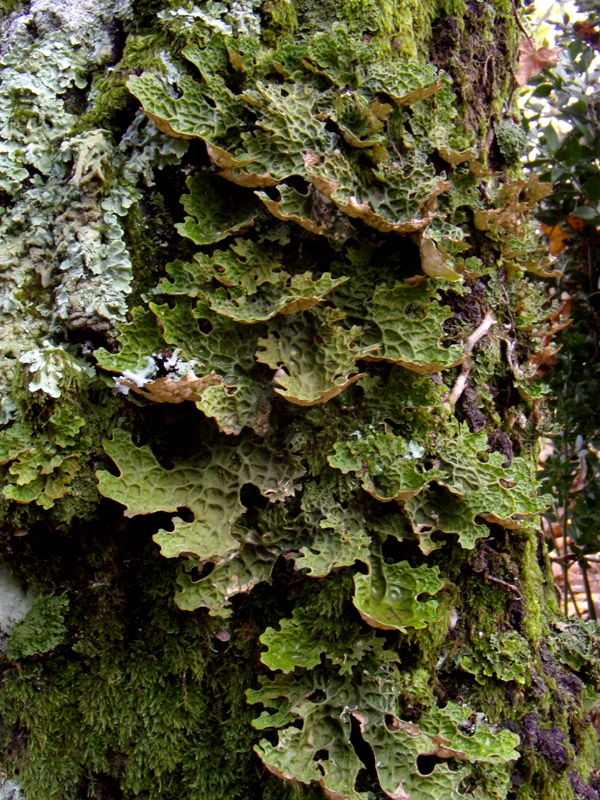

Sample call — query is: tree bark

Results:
[0,1,597,800]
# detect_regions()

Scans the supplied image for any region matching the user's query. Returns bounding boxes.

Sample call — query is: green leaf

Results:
[531,83,553,98]
[582,176,600,203]
[555,135,582,167]
[572,205,598,222]
[542,123,559,153]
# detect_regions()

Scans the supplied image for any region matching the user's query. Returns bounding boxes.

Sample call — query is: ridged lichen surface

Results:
[0,1,599,799]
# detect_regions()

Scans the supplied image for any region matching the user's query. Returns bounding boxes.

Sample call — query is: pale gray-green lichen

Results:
[0,1,187,416]
[158,0,262,37]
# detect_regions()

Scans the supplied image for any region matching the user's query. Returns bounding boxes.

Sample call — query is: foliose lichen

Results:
[0,0,597,798]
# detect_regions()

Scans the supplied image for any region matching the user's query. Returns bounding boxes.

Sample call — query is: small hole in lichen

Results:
[239,483,268,512]
[306,689,326,704]
[313,748,329,761]
[197,318,213,334]
[176,506,195,523]
[381,534,406,562]
[400,706,423,722]
[187,561,214,583]
[384,713,400,731]
[416,754,444,775]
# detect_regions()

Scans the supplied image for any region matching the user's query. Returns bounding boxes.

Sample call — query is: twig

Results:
[566,574,582,618]
[560,478,570,617]
[444,313,496,408]
[465,313,497,353]
[445,361,471,408]
[482,53,493,86]
[510,0,534,46]
[485,573,524,601]
[578,558,598,621]
[550,552,578,565]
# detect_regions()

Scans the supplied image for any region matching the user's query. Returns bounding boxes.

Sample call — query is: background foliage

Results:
[525,2,600,618]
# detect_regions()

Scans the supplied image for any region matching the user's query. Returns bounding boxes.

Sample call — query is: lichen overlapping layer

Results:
[1,1,597,800]
[92,5,570,798]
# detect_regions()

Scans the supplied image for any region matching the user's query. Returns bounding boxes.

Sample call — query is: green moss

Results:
[122,193,183,302]
[261,0,299,36]
[0,528,316,800]
[0,0,24,15]
[518,530,551,646]
[495,118,529,164]
[6,595,69,659]
[74,34,169,136]
[290,0,436,58]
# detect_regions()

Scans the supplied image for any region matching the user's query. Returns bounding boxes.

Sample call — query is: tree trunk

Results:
[0,1,597,799]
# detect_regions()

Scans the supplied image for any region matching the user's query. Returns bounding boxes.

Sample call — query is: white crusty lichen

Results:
[20,343,96,400]
[0,0,187,416]
[158,0,262,37]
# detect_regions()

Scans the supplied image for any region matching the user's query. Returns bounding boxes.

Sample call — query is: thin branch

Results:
[566,574,582,618]
[445,362,471,408]
[511,0,534,46]
[578,558,598,622]
[485,573,524,601]
[444,313,496,408]
[560,475,570,616]
[465,312,498,353]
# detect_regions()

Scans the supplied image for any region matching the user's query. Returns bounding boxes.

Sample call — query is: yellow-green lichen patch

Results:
[353,550,444,632]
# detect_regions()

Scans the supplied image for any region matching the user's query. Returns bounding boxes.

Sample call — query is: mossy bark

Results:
[0,2,598,800]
